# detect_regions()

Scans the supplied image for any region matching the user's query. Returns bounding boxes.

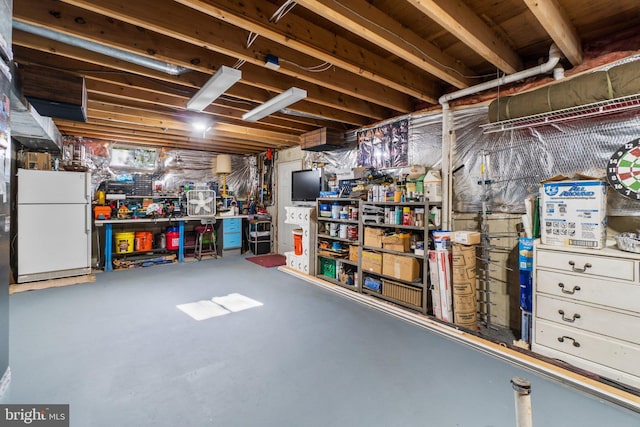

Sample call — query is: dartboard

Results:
[607,138,640,200]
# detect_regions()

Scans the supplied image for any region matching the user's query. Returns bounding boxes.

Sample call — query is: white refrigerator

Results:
[17,169,92,283]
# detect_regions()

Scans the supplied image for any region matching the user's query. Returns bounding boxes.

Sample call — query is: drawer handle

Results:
[558,283,581,294]
[568,260,592,273]
[558,309,581,323]
[557,336,581,347]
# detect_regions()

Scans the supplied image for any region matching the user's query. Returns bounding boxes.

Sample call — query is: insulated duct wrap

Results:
[488,59,640,122]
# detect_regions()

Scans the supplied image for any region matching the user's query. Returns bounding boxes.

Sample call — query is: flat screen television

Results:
[291,169,322,201]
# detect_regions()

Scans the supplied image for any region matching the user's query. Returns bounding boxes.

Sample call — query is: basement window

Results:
[110,146,157,171]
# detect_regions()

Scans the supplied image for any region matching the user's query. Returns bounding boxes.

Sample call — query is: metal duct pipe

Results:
[13,20,191,76]
[438,44,562,229]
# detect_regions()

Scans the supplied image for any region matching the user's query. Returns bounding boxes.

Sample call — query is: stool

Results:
[194,220,217,260]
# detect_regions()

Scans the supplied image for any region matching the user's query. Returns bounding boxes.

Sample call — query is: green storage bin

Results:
[320,257,336,278]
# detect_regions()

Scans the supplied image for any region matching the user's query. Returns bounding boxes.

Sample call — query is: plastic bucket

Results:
[166,230,180,250]
[114,232,135,254]
[135,231,153,252]
[293,228,303,256]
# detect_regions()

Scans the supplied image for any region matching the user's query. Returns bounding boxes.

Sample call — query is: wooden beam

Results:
[56,125,275,153]
[13,28,381,123]
[290,0,473,88]
[58,118,295,150]
[523,0,583,66]
[42,0,416,112]
[86,101,302,145]
[404,0,523,74]
[174,0,450,95]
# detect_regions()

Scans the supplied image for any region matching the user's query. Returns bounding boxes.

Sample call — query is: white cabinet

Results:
[284,206,316,275]
[532,242,640,388]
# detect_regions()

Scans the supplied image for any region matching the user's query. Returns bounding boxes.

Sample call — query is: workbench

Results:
[95,215,248,271]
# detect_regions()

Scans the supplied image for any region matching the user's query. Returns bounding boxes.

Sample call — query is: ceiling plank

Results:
[56,121,281,153]
[289,0,473,88]
[174,0,451,95]
[59,118,295,149]
[43,0,417,112]
[404,0,523,74]
[13,26,384,122]
[523,0,583,66]
[86,100,302,145]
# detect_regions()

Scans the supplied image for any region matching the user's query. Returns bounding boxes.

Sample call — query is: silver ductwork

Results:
[13,20,190,76]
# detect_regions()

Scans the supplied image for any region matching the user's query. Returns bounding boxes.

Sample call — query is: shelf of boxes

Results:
[359,200,439,314]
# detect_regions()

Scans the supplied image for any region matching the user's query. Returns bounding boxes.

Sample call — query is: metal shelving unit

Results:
[315,198,361,292]
[359,200,439,314]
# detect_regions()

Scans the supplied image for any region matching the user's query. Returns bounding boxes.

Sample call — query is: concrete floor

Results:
[2,255,639,426]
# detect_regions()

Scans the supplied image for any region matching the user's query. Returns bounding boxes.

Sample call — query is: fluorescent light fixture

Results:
[186,66,242,112]
[242,87,307,122]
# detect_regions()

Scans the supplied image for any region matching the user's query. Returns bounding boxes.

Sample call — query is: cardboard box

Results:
[349,245,359,262]
[453,231,481,245]
[382,232,410,252]
[361,251,382,274]
[540,178,607,249]
[382,253,420,282]
[24,152,51,170]
[364,227,383,248]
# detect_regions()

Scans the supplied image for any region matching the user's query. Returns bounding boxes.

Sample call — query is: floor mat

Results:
[176,300,230,321]
[245,254,286,268]
[212,293,263,312]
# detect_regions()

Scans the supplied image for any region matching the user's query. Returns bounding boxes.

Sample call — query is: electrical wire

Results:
[246,32,259,48]
[232,59,246,69]
[270,0,297,23]
[328,0,496,79]
[280,58,333,72]
[247,1,296,49]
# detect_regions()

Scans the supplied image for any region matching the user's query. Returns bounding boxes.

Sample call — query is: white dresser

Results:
[284,206,316,275]
[532,241,640,389]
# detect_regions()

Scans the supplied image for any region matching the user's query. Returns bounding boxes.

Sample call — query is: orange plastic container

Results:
[293,228,303,256]
[135,231,153,251]
[94,205,111,220]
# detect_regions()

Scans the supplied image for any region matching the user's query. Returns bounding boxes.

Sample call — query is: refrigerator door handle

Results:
[86,204,91,234]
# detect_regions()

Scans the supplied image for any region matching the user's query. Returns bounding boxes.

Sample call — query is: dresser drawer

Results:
[536,270,640,314]
[223,232,241,248]
[536,294,640,344]
[534,319,640,377]
[536,249,635,282]
[223,218,242,232]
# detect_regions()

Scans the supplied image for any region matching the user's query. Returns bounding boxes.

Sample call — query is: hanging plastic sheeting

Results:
[159,149,217,192]
[302,144,358,173]
[408,112,446,169]
[451,106,640,216]
[224,155,258,201]
[61,136,257,198]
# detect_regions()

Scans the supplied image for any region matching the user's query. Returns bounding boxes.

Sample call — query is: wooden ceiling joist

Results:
[30,0,417,112]
[523,0,583,66]
[404,0,523,74]
[290,0,474,88]
[12,28,379,125]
